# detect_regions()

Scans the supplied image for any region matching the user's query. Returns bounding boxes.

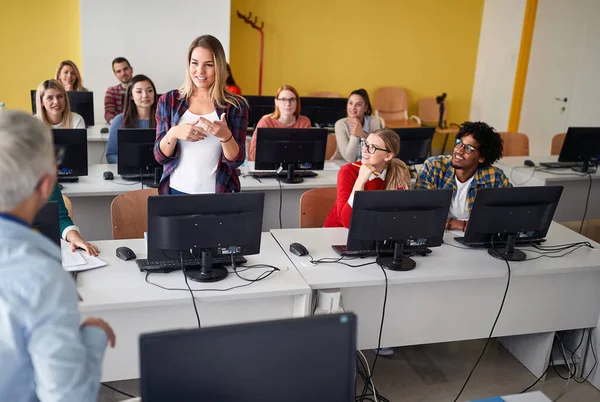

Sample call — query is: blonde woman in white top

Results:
[35,80,85,128]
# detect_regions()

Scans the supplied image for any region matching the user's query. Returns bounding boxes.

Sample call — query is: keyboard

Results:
[136,255,247,273]
[454,237,545,247]
[249,171,318,179]
[57,175,79,183]
[121,173,155,181]
[331,245,432,257]
[539,161,579,169]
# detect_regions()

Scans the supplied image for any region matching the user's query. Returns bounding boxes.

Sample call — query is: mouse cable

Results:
[231,255,279,282]
[452,237,511,402]
[358,243,388,402]
[309,254,379,268]
[101,383,137,398]
[510,166,541,186]
[275,174,283,229]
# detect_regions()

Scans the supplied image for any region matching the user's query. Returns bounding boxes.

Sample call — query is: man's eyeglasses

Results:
[361,141,390,154]
[455,138,478,154]
[277,97,297,104]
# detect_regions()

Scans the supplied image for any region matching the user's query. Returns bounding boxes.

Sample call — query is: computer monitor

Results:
[30,90,95,127]
[456,186,563,261]
[117,128,162,187]
[300,97,347,127]
[245,95,275,128]
[147,192,264,282]
[392,127,436,165]
[558,127,600,172]
[140,313,356,402]
[33,201,60,246]
[53,128,88,181]
[336,189,452,271]
[254,128,328,183]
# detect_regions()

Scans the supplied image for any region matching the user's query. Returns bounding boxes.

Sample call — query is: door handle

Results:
[554,97,568,102]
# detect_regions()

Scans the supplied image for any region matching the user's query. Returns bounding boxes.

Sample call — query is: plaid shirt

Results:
[153,89,248,195]
[415,155,512,214]
[104,84,125,123]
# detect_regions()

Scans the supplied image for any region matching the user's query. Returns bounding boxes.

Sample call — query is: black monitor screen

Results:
[117,128,161,176]
[245,95,275,128]
[392,127,436,165]
[254,128,328,171]
[140,314,356,402]
[300,97,347,128]
[33,201,60,246]
[53,129,88,176]
[347,189,452,252]
[147,193,264,262]
[461,186,563,247]
[558,127,600,164]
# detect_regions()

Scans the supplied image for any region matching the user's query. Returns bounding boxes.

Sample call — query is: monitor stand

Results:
[285,164,303,184]
[57,175,79,183]
[488,234,526,262]
[184,250,228,283]
[377,241,416,271]
[572,158,597,173]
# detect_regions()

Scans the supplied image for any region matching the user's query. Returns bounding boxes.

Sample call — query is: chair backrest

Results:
[300,187,337,228]
[374,87,409,121]
[418,98,447,125]
[499,132,530,157]
[325,134,337,160]
[62,195,73,218]
[551,133,566,155]
[307,91,342,98]
[111,188,158,239]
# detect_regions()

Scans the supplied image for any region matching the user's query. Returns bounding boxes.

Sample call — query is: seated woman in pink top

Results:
[248,85,311,161]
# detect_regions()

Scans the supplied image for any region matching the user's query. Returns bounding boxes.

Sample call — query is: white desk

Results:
[270,223,600,380]
[496,156,600,221]
[87,125,110,164]
[63,164,340,240]
[75,233,311,381]
[468,391,551,401]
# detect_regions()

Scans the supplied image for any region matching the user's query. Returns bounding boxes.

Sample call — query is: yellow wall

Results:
[0,0,82,112]
[230,0,484,124]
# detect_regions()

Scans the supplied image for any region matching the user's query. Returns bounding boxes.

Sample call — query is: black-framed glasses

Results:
[455,138,478,154]
[361,141,390,154]
[276,97,297,104]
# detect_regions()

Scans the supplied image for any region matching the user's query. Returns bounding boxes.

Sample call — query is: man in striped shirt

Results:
[104,57,133,123]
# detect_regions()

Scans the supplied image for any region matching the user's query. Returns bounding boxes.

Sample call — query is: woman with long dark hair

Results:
[106,74,158,163]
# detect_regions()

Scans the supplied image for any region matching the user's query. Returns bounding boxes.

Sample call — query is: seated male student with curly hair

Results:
[415,121,511,231]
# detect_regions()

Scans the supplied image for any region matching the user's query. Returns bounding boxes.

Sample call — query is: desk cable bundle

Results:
[144,250,280,328]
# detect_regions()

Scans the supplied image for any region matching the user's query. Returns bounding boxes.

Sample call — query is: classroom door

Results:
[518,0,587,156]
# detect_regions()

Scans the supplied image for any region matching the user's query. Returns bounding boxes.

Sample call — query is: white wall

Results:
[469,0,526,131]
[80,0,231,125]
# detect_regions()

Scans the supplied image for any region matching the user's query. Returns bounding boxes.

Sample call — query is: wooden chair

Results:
[307,91,342,98]
[62,195,73,218]
[299,187,337,228]
[111,188,158,239]
[418,98,447,126]
[325,134,337,160]
[551,133,566,155]
[374,87,409,122]
[499,132,530,157]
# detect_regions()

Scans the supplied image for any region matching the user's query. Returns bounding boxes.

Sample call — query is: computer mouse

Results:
[116,246,136,261]
[289,242,309,257]
[524,159,535,167]
[103,171,114,180]
[100,127,109,134]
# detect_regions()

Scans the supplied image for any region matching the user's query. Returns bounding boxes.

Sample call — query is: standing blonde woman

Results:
[55,60,88,92]
[35,80,85,128]
[153,35,248,195]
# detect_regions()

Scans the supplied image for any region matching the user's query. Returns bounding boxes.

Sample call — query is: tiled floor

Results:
[98,338,600,401]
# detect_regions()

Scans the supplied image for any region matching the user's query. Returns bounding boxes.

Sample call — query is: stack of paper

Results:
[61,240,107,272]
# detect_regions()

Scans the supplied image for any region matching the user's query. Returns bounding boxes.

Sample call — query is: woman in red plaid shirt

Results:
[153,35,248,195]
